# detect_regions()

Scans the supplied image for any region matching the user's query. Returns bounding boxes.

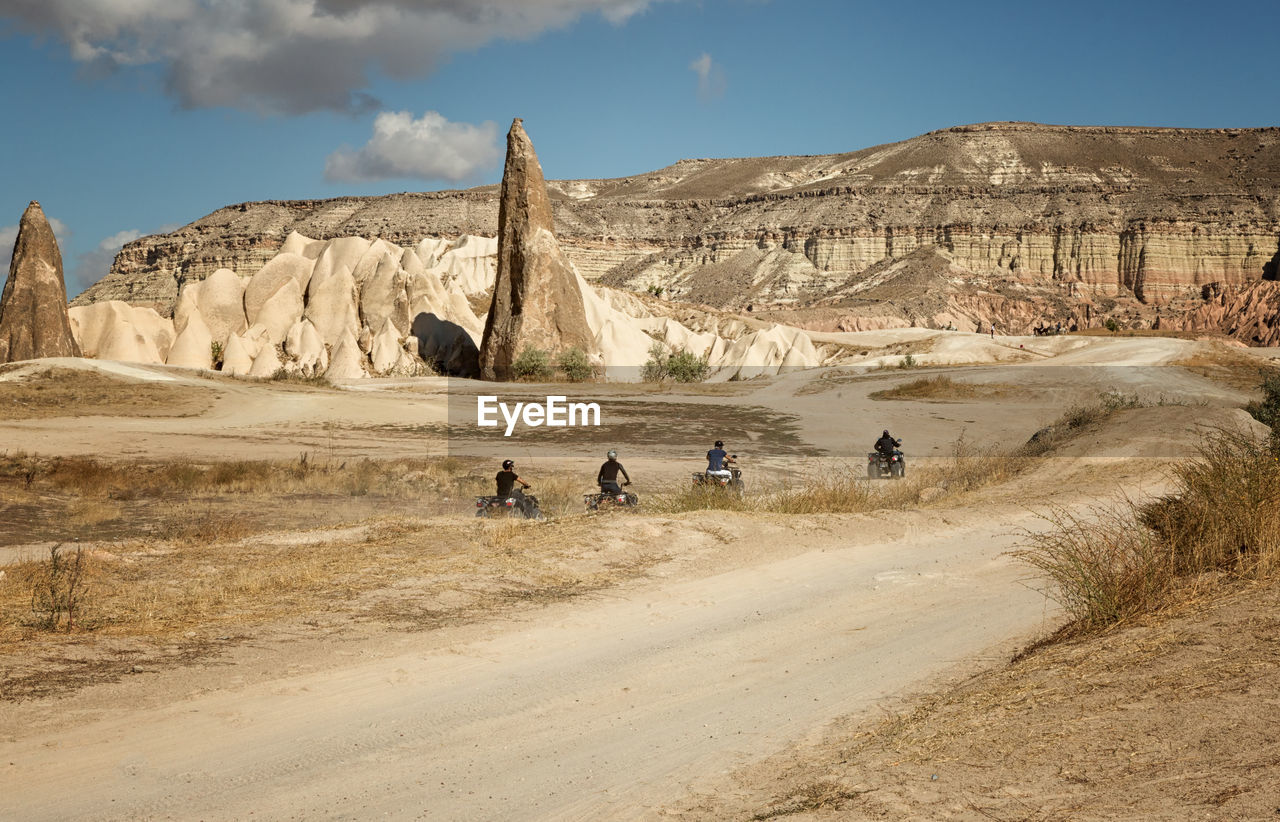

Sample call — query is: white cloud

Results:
[67,228,144,295]
[0,0,665,114]
[690,52,726,101]
[325,111,502,183]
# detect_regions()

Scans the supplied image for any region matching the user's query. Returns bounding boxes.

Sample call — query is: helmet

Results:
[502,459,514,470]
[714,440,724,448]
[882,430,890,437]
[607,450,617,460]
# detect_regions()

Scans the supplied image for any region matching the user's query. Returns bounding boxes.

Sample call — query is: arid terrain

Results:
[2,330,1276,820]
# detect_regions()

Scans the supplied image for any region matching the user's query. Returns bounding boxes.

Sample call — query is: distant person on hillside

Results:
[597,450,631,494]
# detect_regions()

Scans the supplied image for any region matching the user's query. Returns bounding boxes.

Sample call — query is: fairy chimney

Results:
[0,201,81,363]
[478,119,597,380]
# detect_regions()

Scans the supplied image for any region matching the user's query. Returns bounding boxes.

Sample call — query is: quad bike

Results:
[867,448,906,479]
[585,485,639,512]
[475,489,543,519]
[692,461,745,495]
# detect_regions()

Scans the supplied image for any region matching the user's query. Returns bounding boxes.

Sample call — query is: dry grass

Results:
[1016,427,1280,635]
[650,437,1026,517]
[868,374,1021,402]
[0,367,216,419]
[1175,345,1280,392]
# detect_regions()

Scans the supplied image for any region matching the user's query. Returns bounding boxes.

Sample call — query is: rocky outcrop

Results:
[478,119,598,380]
[0,201,81,363]
[75,123,1280,321]
[1158,281,1280,345]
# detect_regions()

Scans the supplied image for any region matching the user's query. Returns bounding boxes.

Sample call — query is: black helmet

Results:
[502,459,514,470]
[882,430,890,437]
[714,440,724,448]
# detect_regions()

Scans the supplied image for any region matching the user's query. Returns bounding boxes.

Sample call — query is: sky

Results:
[1,0,1278,296]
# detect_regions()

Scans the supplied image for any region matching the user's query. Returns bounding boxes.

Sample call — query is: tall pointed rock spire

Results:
[478,119,597,381]
[0,201,81,363]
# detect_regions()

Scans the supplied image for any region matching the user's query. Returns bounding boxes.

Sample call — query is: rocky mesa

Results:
[76,122,1280,338]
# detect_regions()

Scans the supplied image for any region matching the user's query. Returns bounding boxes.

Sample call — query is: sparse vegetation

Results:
[512,347,554,381]
[1103,317,1121,332]
[1016,427,1280,635]
[898,353,917,369]
[556,347,595,382]
[29,544,91,631]
[0,367,215,419]
[269,369,332,387]
[870,374,1019,401]
[646,284,665,298]
[1245,372,1280,446]
[210,340,224,365]
[642,343,710,383]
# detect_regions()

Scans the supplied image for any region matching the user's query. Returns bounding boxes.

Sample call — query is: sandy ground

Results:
[0,334,1271,820]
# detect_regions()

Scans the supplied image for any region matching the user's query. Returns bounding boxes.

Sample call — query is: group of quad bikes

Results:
[474,445,905,520]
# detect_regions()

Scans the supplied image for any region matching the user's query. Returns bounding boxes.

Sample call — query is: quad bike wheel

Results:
[891,462,905,479]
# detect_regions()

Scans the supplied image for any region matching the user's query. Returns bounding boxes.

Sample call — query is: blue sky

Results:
[1,0,1277,295]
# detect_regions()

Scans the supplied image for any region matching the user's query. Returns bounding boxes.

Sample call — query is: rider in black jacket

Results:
[597,450,631,494]
[874,430,901,457]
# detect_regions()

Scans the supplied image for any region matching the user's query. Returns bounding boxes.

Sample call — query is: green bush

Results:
[556,347,594,382]
[1245,373,1280,433]
[666,350,710,383]
[641,342,670,382]
[512,348,553,381]
[642,343,709,383]
[1103,317,1120,332]
[898,353,917,369]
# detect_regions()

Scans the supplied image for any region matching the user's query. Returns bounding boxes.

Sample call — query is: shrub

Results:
[898,353,917,369]
[30,544,91,631]
[1245,373,1280,443]
[1017,427,1280,635]
[557,347,594,382]
[512,348,553,381]
[665,350,710,383]
[641,342,670,382]
[210,340,224,366]
[1103,317,1120,333]
[646,284,665,298]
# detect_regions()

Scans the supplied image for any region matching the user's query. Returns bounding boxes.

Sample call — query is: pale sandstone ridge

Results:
[479,119,598,380]
[0,201,81,363]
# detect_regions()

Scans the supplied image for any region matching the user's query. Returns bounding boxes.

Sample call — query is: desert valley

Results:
[1,110,1279,822]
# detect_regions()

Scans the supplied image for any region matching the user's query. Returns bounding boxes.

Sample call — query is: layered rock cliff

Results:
[78,122,1280,320]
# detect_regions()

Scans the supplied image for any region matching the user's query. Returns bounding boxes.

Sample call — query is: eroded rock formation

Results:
[478,119,597,380]
[76,123,1280,323]
[0,201,81,363]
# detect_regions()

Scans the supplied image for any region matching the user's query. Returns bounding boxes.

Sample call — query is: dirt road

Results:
[2,496,1072,822]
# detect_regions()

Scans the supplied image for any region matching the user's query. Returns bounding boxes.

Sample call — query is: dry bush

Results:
[1016,505,1172,632]
[1017,427,1280,634]
[1142,429,1280,577]
[869,374,1018,401]
[26,544,93,631]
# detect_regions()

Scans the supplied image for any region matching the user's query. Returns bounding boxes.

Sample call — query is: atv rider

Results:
[597,450,631,494]
[874,430,901,459]
[706,440,736,480]
[496,459,533,513]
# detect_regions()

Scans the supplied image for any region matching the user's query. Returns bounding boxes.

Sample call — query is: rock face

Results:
[0,201,81,362]
[1159,281,1280,345]
[478,119,598,380]
[76,123,1280,322]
